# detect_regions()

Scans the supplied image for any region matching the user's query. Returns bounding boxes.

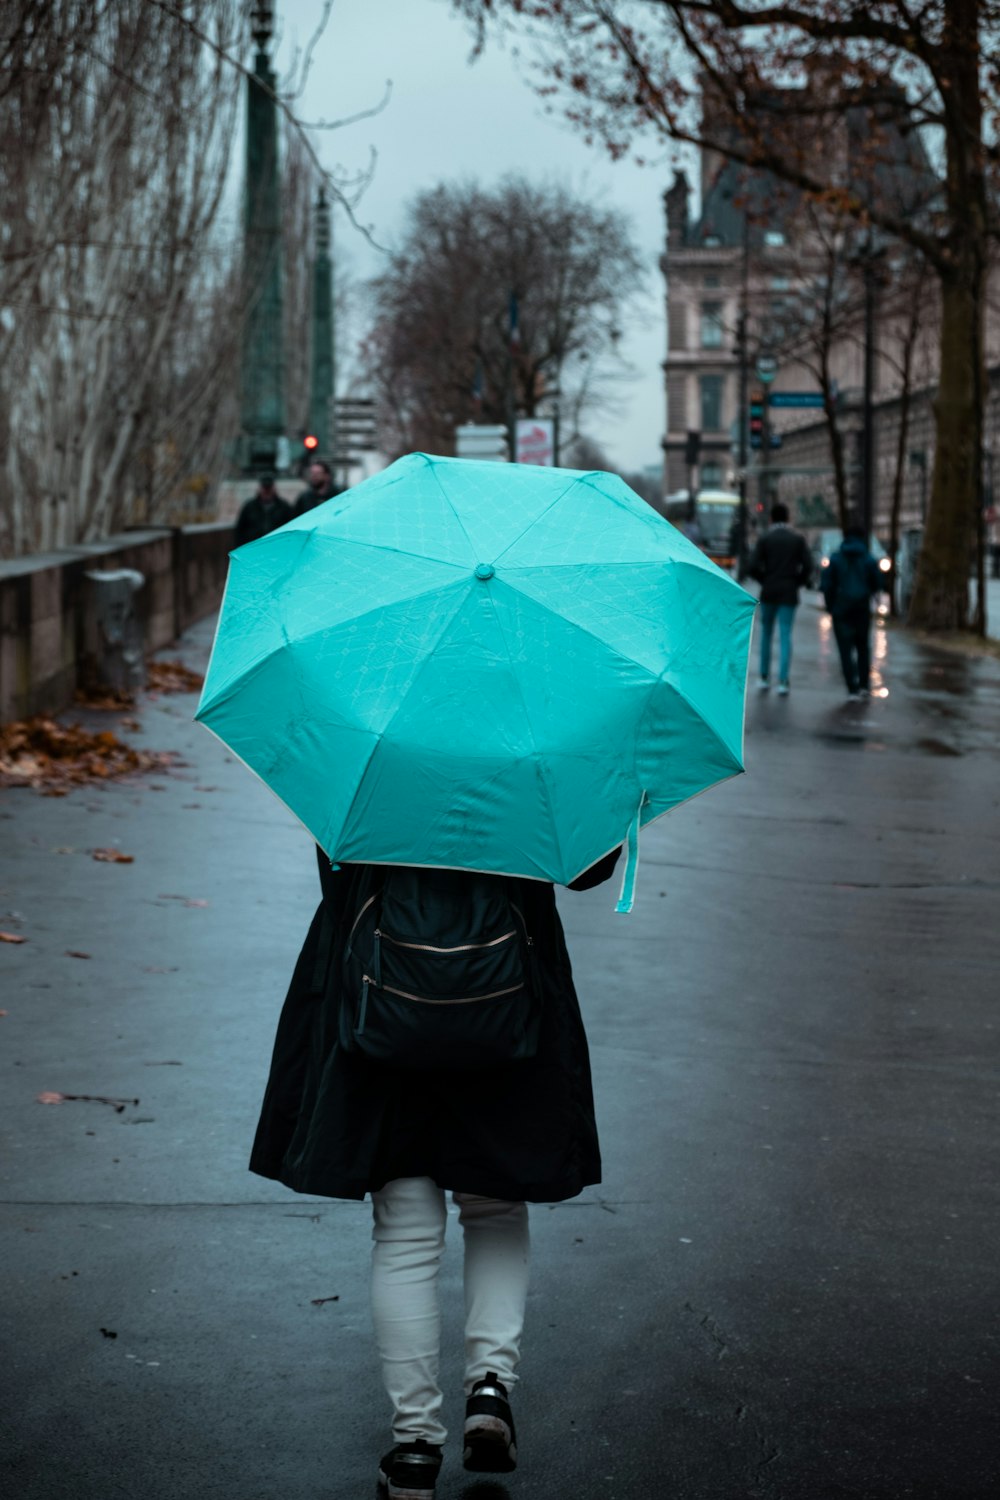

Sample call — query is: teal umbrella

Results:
[196,454,755,909]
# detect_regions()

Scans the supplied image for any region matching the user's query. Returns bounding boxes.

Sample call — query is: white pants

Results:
[370,1176,530,1445]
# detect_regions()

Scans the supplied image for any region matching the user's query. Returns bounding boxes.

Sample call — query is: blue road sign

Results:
[769,391,826,409]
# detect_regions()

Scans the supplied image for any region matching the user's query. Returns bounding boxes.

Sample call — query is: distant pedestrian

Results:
[821,522,883,699]
[748,502,813,695]
[293,459,339,518]
[250,845,620,1499]
[234,474,292,548]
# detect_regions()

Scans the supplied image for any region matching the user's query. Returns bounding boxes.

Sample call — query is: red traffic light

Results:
[303,434,319,451]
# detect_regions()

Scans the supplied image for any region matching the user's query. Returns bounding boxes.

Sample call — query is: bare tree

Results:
[364,177,644,458]
[0,0,245,553]
[456,0,999,633]
[0,0,379,554]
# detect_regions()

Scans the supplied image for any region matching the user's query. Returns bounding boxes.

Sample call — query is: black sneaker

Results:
[376,1439,442,1500]
[463,1372,517,1474]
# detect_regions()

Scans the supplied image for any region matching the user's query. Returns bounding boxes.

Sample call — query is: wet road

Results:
[1,597,998,1499]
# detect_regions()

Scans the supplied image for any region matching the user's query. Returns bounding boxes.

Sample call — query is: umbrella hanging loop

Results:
[615,792,648,915]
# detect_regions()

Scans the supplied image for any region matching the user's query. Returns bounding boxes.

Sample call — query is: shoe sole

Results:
[377,1474,437,1500]
[463,1418,517,1474]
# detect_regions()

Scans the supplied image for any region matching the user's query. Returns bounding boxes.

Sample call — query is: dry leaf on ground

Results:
[0,931,26,944]
[92,848,134,864]
[66,950,92,959]
[0,716,174,791]
[146,659,205,694]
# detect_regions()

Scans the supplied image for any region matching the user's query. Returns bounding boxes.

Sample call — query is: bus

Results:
[663,489,742,571]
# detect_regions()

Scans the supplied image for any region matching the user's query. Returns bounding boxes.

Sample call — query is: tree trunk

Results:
[908,0,986,633]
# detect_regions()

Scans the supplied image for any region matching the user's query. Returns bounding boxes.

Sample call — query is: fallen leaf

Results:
[0,715,174,790]
[142,965,179,973]
[99,1327,118,1339]
[92,848,134,864]
[0,1009,8,1017]
[310,1295,341,1306]
[185,899,209,908]
[65,950,92,960]
[37,1091,138,1112]
[0,931,26,944]
[146,659,205,694]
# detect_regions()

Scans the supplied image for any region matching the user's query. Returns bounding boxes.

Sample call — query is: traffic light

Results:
[303,433,319,456]
[684,429,701,467]
[749,399,764,450]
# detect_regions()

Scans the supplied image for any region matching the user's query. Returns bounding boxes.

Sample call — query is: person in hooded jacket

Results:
[821,523,884,699]
[249,842,621,1500]
[748,502,813,695]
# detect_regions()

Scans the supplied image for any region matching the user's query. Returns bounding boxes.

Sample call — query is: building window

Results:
[704,273,720,288]
[701,461,723,488]
[770,275,789,291]
[703,234,722,247]
[764,229,785,247]
[700,374,723,432]
[700,303,724,348]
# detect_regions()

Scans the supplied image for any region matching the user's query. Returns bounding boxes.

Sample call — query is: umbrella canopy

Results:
[196,453,755,907]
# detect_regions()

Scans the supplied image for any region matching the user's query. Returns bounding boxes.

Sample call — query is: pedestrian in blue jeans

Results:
[748,502,813,695]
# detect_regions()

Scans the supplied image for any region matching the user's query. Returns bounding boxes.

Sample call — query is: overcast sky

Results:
[276,0,679,471]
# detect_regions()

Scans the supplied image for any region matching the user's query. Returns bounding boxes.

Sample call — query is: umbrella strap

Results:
[615,793,647,915]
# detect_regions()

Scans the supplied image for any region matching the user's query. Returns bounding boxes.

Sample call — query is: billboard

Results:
[515,419,554,466]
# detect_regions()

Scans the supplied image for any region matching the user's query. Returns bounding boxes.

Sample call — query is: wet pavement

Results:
[2,595,999,1500]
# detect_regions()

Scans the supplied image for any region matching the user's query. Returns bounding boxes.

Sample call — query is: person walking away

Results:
[234,473,292,548]
[293,458,340,518]
[821,522,883,699]
[249,844,621,1499]
[748,502,813,694]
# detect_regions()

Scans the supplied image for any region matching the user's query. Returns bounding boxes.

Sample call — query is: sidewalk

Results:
[2,606,999,1499]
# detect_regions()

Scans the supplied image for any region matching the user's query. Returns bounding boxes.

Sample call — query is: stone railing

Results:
[0,522,233,723]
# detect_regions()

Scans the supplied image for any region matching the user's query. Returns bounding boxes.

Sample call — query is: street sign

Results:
[515,418,554,465]
[769,391,826,409]
[455,424,509,461]
[756,354,778,384]
[335,396,377,451]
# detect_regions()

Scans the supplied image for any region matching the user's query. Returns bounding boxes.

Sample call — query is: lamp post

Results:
[735,211,750,575]
[240,1,286,475]
[859,235,886,542]
[307,187,334,466]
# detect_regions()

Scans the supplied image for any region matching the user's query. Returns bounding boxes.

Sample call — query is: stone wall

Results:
[0,522,233,724]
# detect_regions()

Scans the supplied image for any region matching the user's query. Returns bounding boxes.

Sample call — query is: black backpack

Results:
[340,867,541,1071]
[836,549,872,609]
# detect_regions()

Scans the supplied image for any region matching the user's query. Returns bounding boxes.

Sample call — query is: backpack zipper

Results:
[379,980,523,1006]
[377,928,517,955]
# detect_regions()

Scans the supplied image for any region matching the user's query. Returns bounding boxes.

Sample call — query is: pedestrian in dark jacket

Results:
[250,843,620,1499]
[748,502,813,695]
[821,524,884,698]
[234,474,293,548]
[293,459,340,518]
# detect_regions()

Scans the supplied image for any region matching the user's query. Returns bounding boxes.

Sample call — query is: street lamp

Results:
[250,2,274,48]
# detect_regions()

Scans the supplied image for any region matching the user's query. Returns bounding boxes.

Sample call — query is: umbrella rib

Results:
[491,473,585,567]
[330,581,473,855]
[426,458,478,559]
[496,575,739,754]
[307,530,469,572]
[481,584,567,882]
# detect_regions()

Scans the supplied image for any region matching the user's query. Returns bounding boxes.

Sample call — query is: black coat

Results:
[249,848,618,1203]
[234,494,293,548]
[749,524,813,605]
